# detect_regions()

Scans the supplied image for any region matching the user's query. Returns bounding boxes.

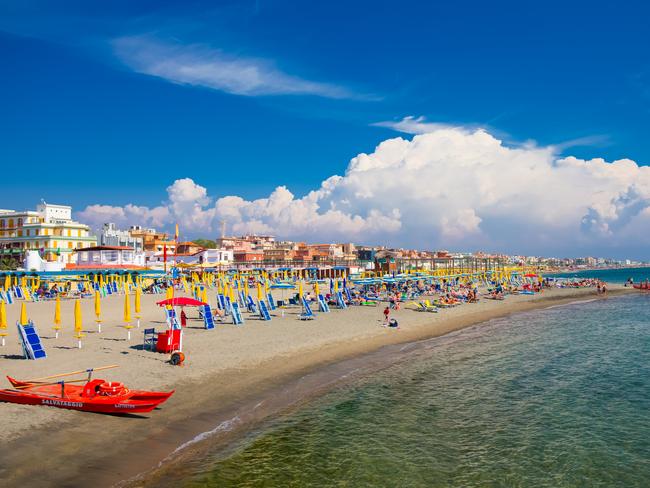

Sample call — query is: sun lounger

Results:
[231,302,245,325]
[202,304,215,329]
[17,320,46,360]
[336,291,347,309]
[266,292,276,310]
[317,294,330,312]
[246,295,257,313]
[258,300,271,321]
[300,297,316,320]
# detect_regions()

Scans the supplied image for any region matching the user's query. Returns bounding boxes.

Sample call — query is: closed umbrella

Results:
[135,286,142,328]
[19,302,28,326]
[74,299,84,348]
[0,300,7,346]
[124,289,133,340]
[53,296,61,338]
[94,291,102,333]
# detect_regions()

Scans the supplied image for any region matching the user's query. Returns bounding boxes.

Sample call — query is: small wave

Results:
[545,298,597,309]
[160,415,241,465]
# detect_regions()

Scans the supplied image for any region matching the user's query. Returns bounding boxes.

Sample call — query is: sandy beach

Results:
[0,285,634,486]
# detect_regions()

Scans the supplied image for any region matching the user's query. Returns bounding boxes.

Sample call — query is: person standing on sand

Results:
[383,306,390,325]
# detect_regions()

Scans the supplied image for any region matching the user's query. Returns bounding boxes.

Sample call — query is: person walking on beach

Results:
[383,306,390,325]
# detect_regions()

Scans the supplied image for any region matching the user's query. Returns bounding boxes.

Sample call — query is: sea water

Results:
[160,293,650,487]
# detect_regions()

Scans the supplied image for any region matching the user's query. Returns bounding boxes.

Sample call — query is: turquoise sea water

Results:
[550,266,650,284]
[162,293,650,487]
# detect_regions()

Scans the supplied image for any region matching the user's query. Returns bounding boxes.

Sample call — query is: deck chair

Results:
[203,304,215,329]
[17,320,46,359]
[143,328,157,351]
[300,297,316,320]
[266,292,276,310]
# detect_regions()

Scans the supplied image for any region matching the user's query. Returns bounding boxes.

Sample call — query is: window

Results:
[67,229,71,237]
[17,230,22,237]
[17,218,23,227]
[0,220,4,228]
[8,219,14,228]
[68,242,73,248]
[25,230,30,237]
[53,241,58,248]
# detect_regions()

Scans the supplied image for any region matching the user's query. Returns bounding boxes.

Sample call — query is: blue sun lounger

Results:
[300,297,316,320]
[202,304,215,329]
[317,294,330,312]
[336,291,348,309]
[258,300,272,321]
[266,292,276,310]
[17,320,46,359]
[231,302,244,325]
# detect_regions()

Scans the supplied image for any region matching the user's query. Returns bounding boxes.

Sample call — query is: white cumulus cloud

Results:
[112,35,356,99]
[77,126,650,257]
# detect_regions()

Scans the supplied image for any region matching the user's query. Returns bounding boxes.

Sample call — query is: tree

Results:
[192,239,217,249]
[0,256,19,271]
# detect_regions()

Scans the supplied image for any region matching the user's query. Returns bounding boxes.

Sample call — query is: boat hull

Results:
[0,377,174,414]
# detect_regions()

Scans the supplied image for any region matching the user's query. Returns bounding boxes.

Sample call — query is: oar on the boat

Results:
[24,365,119,383]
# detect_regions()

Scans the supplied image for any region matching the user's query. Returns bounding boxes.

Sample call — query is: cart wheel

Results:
[170,351,185,366]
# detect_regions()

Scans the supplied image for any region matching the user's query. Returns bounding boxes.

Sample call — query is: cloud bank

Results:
[78,126,650,257]
[112,35,355,99]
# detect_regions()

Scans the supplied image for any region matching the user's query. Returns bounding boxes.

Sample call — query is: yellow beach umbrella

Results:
[0,300,7,346]
[166,286,174,300]
[201,287,208,305]
[257,282,263,301]
[123,290,133,339]
[123,291,131,323]
[134,286,142,328]
[19,302,28,326]
[298,280,304,298]
[229,286,236,304]
[334,279,339,293]
[3,275,10,291]
[53,296,61,338]
[314,281,320,297]
[74,298,84,348]
[94,291,102,333]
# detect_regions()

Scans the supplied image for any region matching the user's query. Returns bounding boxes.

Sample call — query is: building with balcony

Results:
[0,202,96,264]
[99,223,143,251]
[128,226,175,253]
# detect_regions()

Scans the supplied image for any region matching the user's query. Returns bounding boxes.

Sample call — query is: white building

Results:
[99,223,143,251]
[0,202,96,264]
[75,246,146,268]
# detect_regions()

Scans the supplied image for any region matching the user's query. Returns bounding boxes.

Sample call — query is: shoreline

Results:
[0,287,635,487]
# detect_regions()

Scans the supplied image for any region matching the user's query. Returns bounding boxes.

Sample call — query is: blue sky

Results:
[2,1,650,257]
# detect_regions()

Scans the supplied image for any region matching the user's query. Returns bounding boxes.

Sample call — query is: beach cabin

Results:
[74,246,146,268]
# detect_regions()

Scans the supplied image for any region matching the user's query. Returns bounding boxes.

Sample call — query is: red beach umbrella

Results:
[524,273,538,277]
[156,297,207,307]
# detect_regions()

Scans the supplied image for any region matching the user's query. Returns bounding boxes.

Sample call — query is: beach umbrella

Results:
[74,299,84,348]
[0,300,7,346]
[124,289,133,340]
[53,296,61,338]
[334,279,339,293]
[19,303,28,326]
[298,280,304,299]
[3,275,9,291]
[94,291,102,333]
[257,282,264,301]
[135,287,142,328]
[201,287,208,305]
[314,281,320,297]
[156,297,206,307]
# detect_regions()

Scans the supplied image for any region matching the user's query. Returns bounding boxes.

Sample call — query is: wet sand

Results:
[0,286,633,486]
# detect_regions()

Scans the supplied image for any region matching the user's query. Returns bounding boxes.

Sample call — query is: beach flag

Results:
[53,296,61,338]
[0,300,7,346]
[74,299,84,348]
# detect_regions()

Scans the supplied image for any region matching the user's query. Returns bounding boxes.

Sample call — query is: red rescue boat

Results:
[0,366,174,414]
[632,282,650,290]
